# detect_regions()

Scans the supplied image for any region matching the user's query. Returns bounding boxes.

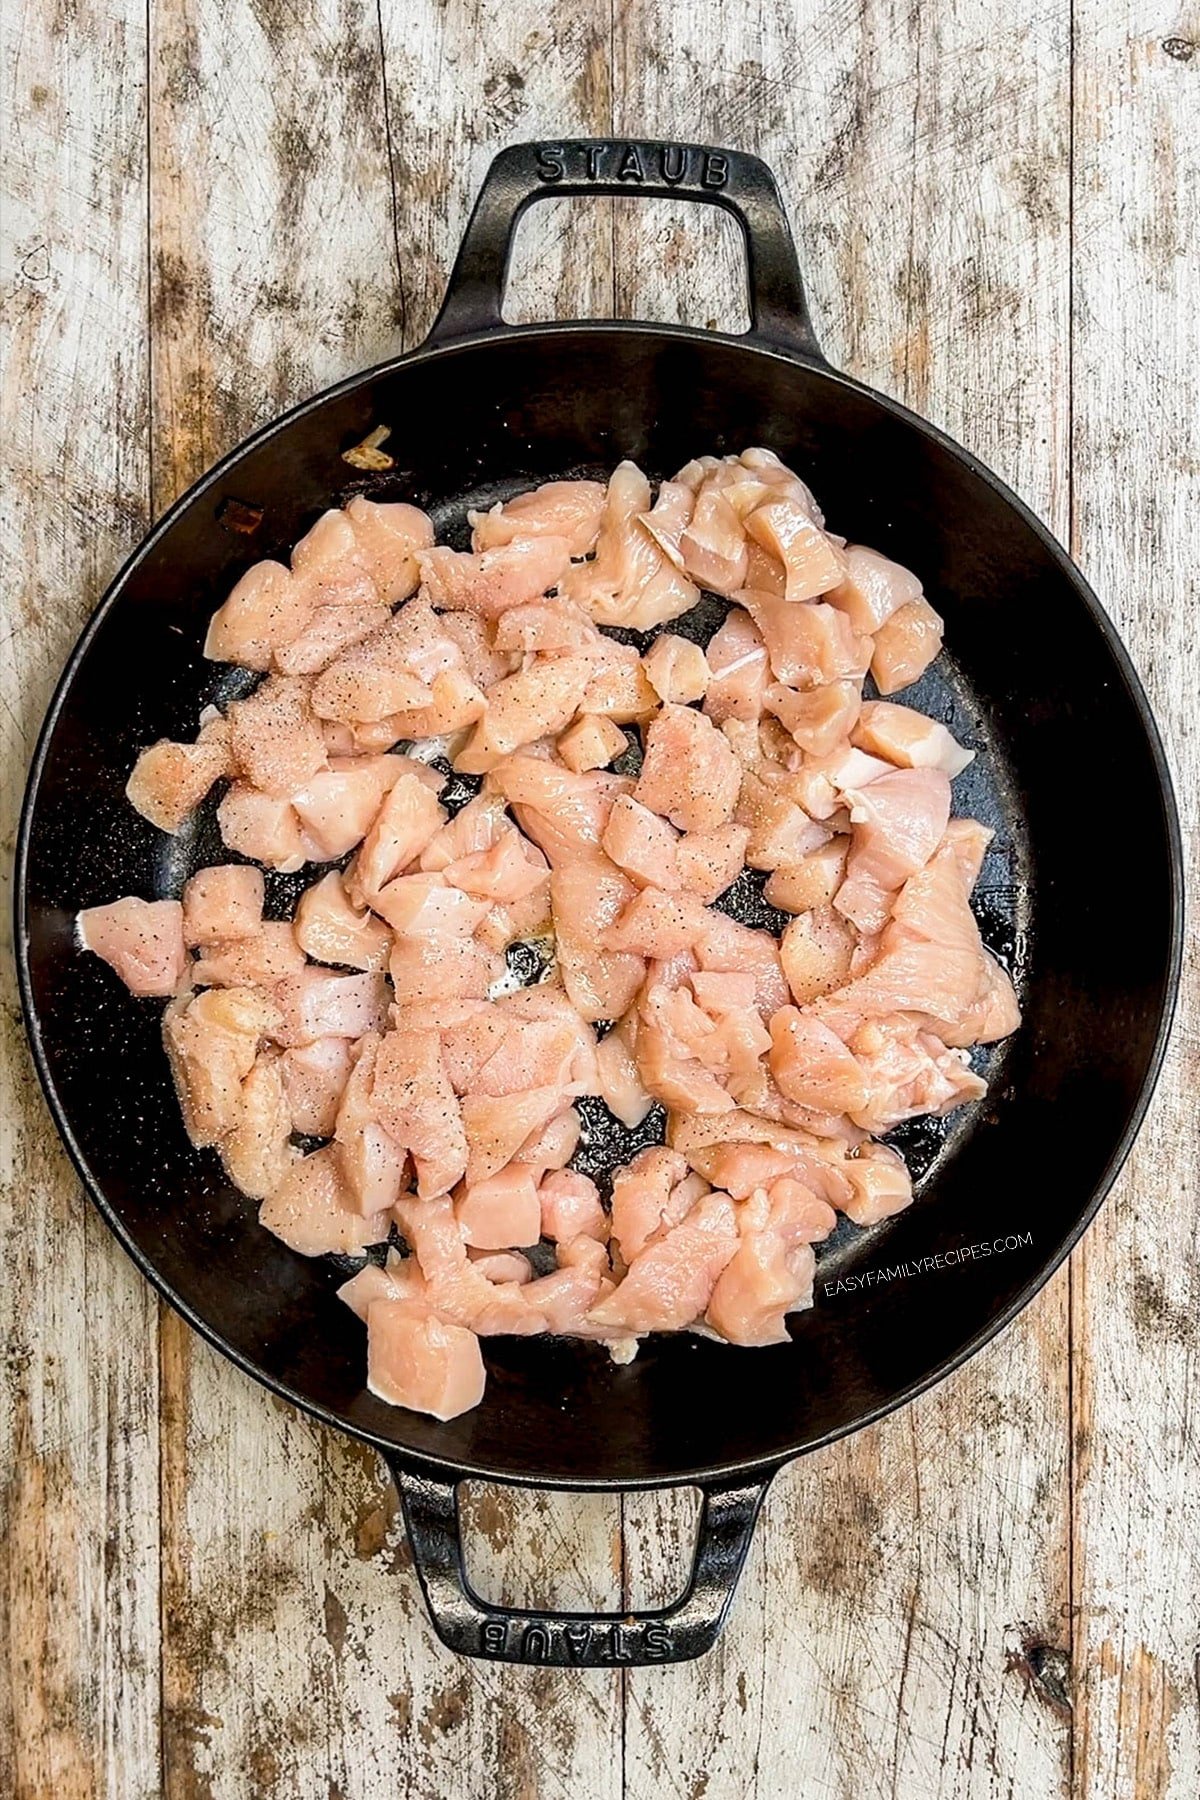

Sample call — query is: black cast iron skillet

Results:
[16,141,1183,1667]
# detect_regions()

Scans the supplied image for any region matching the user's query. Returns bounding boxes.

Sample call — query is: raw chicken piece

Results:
[765,678,861,757]
[706,1181,832,1345]
[419,792,510,870]
[439,610,516,689]
[787,745,893,822]
[562,463,699,629]
[596,1015,655,1129]
[219,1053,296,1200]
[834,767,952,934]
[637,479,695,568]
[826,544,922,634]
[513,1106,581,1178]
[495,986,600,1092]
[522,1235,615,1334]
[609,1146,691,1263]
[78,897,187,997]
[182,865,264,947]
[539,1169,608,1242]
[493,597,600,657]
[370,1028,468,1199]
[455,1166,541,1249]
[344,495,434,601]
[259,1146,391,1256]
[589,1189,739,1334]
[736,767,829,871]
[667,1111,855,1211]
[454,653,595,773]
[635,704,741,833]
[468,1249,534,1284]
[417,537,574,619]
[557,713,628,773]
[280,1035,355,1137]
[694,910,790,1017]
[440,830,549,906]
[163,986,281,1146]
[310,600,466,724]
[216,786,306,872]
[226,675,327,796]
[737,592,870,688]
[126,712,233,833]
[604,885,708,958]
[703,607,769,725]
[779,905,855,1004]
[347,771,447,903]
[602,795,681,889]
[293,871,393,971]
[550,858,646,1022]
[292,755,409,861]
[840,1142,912,1225]
[193,919,307,987]
[848,1018,987,1132]
[579,640,660,722]
[337,1253,415,1321]
[763,839,848,914]
[675,823,750,903]
[852,701,973,777]
[334,1034,411,1214]
[469,480,606,557]
[769,1008,869,1114]
[743,498,846,602]
[678,487,749,594]
[870,596,945,694]
[272,593,391,678]
[941,817,993,892]
[642,634,710,706]
[486,755,631,862]
[377,876,496,1006]
[273,968,390,1046]
[366,1301,486,1420]
[460,1086,565,1186]
[204,560,314,671]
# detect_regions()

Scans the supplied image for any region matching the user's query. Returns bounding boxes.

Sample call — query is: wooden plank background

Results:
[1,0,1196,1794]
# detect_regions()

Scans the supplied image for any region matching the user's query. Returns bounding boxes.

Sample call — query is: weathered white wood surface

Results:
[1,1,1196,1796]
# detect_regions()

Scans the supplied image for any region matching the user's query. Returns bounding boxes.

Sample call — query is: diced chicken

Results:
[310,599,468,724]
[579,641,660,723]
[163,986,281,1146]
[469,480,606,557]
[763,838,848,914]
[345,495,434,601]
[834,767,952,935]
[609,1146,691,1263]
[192,919,307,988]
[291,755,407,861]
[377,876,496,1006]
[769,1008,869,1114]
[365,1299,486,1419]
[204,560,312,671]
[485,755,631,863]
[454,653,595,773]
[601,794,681,890]
[337,1253,415,1322]
[848,1017,987,1132]
[512,1106,581,1179]
[219,1053,296,1200]
[589,1189,739,1334]
[370,1028,468,1199]
[840,1141,913,1226]
[779,904,855,1004]
[765,678,861,757]
[743,498,846,602]
[455,1166,541,1249]
[706,1180,832,1346]
[636,704,740,833]
[182,865,264,947]
[942,817,993,892]
[870,595,945,694]
[550,857,646,1022]
[293,870,392,971]
[334,1033,411,1214]
[694,910,790,1017]
[637,479,695,569]
[702,607,769,725]
[678,487,749,594]
[826,544,922,634]
[675,823,750,903]
[126,712,233,833]
[595,1012,654,1128]
[460,1086,565,1186]
[273,968,389,1046]
[852,701,973,777]
[348,771,447,903]
[538,1169,608,1242]
[737,592,871,689]
[736,767,829,871]
[281,1035,355,1137]
[417,537,573,619]
[259,1145,391,1256]
[439,610,515,689]
[557,713,628,773]
[642,633,710,705]
[226,675,327,796]
[78,897,187,997]
[493,599,601,658]
[562,463,699,630]
[468,1249,534,1285]
[216,785,306,872]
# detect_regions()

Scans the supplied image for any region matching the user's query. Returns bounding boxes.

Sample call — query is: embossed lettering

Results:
[587,144,606,180]
[702,151,729,190]
[604,1623,631,1663]
[521,1624,550,1662]
[617,144,645,183]
[660,145,687,185]
[480,1620,507,1657]
[644,1625,672,1660]
[563,1623,593,1661]
[536,144,565,183]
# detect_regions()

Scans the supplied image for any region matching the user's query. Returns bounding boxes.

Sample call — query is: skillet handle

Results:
[426,138,824,360]
[386,1456,774,1666]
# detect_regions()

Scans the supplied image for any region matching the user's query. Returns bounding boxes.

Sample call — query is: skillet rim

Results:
[14,319,1186,1491]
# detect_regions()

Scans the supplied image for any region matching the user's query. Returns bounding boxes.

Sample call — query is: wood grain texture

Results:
[1068,11,1200,1798]
[2,0,1198,1793]
[0,1,161,1798]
